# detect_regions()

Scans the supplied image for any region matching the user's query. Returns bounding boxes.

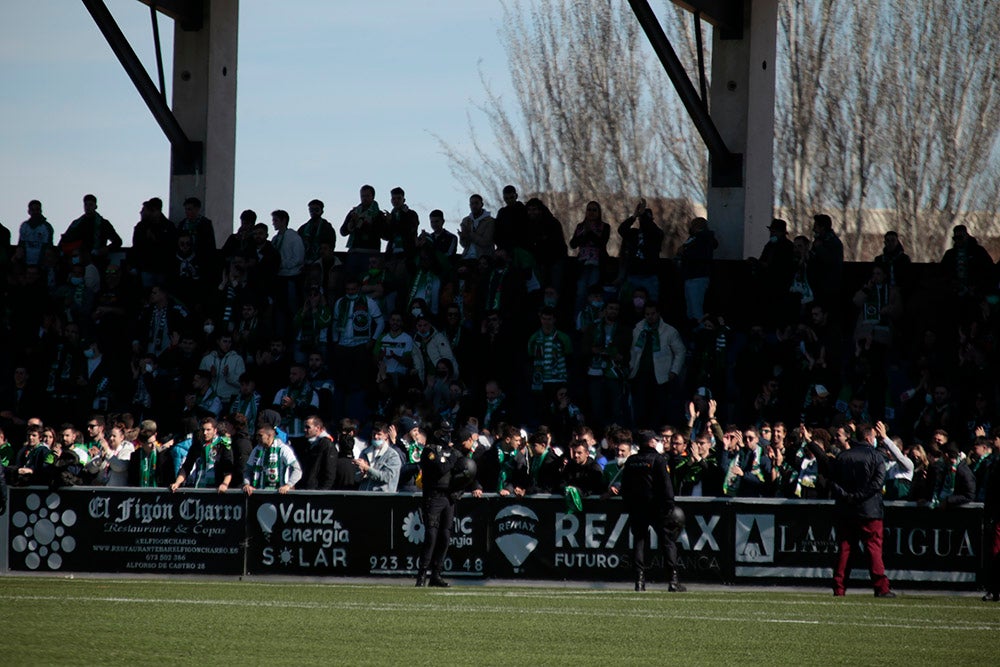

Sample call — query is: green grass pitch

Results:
[0,577,996,665]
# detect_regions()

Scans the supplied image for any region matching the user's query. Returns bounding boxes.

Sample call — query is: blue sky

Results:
[0,0,513,240]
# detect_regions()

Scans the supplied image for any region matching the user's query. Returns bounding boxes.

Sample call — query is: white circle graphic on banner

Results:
[10,492,78,571]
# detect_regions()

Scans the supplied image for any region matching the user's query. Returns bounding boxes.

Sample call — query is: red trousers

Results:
[987,522,1000,595]
[833,518,891,595]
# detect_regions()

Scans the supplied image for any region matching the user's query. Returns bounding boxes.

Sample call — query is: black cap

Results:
[456,426,478,444]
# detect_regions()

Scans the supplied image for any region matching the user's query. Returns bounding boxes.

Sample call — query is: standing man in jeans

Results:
[271,210,305,341]
[804,423,895,597]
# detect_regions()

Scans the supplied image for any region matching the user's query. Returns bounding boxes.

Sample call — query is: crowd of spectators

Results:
[0,188,998,515]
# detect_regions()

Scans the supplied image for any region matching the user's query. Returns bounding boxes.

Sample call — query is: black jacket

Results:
[127,449,175,487]
[301,436,338,490]
[808,441,884,520]
[473,444,525,495]
[937,461,977,508]
[506,448,562,495]
[621,447,675,514]
[419,443,459,497]
[178,439,235,487]
[560,458,606,496]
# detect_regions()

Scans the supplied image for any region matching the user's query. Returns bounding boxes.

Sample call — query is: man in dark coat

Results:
[559,439,606,496]
[807,213,844,310]
[805,423,894,597]
[473,423,526,495]
[300,416,337,490]
[930,445,976,508]
[127,432,174,487]
[518,432,562,495]
[756,218,795,324]
[621,430,685,592]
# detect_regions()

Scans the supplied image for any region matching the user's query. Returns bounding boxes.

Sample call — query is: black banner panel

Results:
[485,497,732,582]
[4,489,984,589]
[7,488,244,574]
[730,500,983,586]
[244,492,490,579]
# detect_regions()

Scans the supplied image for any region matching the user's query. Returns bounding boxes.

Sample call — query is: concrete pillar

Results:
[168,0,238,247]
[706,0,777,259]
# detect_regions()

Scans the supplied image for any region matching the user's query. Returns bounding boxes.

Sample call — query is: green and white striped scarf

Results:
[251,443,283,489]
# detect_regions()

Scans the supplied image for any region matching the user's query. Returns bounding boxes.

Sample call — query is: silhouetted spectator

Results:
[60,194,123,263]
[297,199,336,264]
[130,197,175,288]
[618,199,664,302]
[176,196,217,267]
[16,199,54,266]
[569,201,611,315]
[677,216,717,329]
[340,184,386,277]
[459,194,495,261]
[807,213,844,310]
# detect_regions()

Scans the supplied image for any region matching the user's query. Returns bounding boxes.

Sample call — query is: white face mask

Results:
[616,456,627,466]
[373,439,387,450]
[654,440,665,454]
[144,363,154,373]
[204,324,215,334]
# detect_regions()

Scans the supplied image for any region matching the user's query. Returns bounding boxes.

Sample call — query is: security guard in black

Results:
[621,430,685,592]
[416,440,456,587]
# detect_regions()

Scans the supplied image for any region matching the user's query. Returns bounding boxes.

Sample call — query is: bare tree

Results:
[881,0,1000,260]
[775,0,1000,261]
[814,1,890,260]
[775,0,850,231]
[438,0,708,238]
[447,0,1000,262]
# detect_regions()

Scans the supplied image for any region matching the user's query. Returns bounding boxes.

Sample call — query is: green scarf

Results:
[530,448,549,483]
[251,443,283,489]
[484,393,505,429]
[232,394,259,430]
[139,449,158,487]
[449,325,463,351]
[406,440,423,464]
[408,270,433,309]
[723,448,764,496]
[487,267,507,311]
[496,446,518,492]
[194,437,227,488]
[636,323,661,352]
[336,296,369,338]
[931,460,958,509]
[564,485,583,514]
